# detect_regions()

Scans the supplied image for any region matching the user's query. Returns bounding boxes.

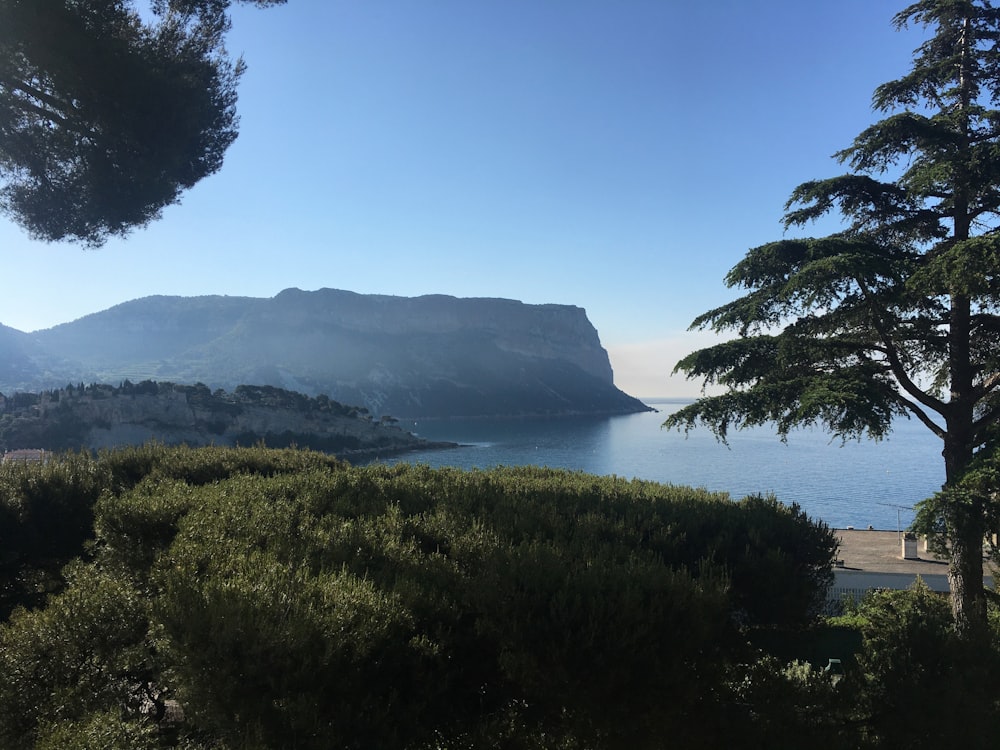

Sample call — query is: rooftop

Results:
[1,449,50,464]
[834,529,953,576]
[833,528,1000,579]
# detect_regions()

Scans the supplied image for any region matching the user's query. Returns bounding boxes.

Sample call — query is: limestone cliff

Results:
[8,289,650,419]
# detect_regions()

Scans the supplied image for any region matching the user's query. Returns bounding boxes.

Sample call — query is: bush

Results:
[836,579,1000,749]
[0,452,103,618]
[0,446,840,748]
[0,563,154,749]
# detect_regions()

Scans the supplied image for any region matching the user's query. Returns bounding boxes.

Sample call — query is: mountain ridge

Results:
[2,288,650,419]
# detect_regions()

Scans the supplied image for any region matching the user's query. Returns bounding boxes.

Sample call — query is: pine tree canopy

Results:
[0,0,284,246]
[665,0,1000,636]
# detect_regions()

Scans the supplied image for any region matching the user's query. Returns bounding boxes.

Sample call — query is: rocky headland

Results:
[0,289,650,419]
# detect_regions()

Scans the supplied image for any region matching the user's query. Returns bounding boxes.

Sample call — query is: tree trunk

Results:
[947,511,986,638]
[946,28,985,635]
[943,410,987,637]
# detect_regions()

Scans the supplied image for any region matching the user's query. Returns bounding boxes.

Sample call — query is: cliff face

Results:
[263,288,615,383]
[7,289,649,419]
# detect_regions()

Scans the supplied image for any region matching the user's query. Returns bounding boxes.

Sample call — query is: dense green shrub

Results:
[721,656,856,749]
[97,442,345,491]
[1,444,347,618]
[144,469,736,748]
[829,580,1000,749]
[0,445,841,748]
[0,563,155,749]
[0,452,103,618]
[33,711,166,750]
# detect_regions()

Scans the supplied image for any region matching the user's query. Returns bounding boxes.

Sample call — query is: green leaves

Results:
[909,235,1000,295]
[664,365,906,443]
[672,231,919,443]
[672,0,1000,636]
[0,1,245,245]
[706,234,914,329]
[842,579,1000,747]
[0,446,840,748]
[785,174,941,243]
[0,562,154,749]
[842,113,959,173]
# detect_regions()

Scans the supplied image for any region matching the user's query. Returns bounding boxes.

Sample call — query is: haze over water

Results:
[377,399,945,531]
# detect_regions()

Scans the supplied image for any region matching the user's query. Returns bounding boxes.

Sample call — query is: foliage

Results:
[912,436,1000,565]
[7,446,999,748]
[0,0,283,246]
[664,0,1000,634]
[722,657,855,749]
[0,451,102,618]
[34,712,164,750]
[0,562,155,749]
[0,444,344,619]
[139,464,826,747]
[0,445,839,748]
[0,380,402,455]
[0,1,235,245]
[676,578,1000,749]
[831,579,1000,749]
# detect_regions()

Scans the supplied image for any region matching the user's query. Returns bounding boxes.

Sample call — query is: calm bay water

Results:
[374,399,946,531]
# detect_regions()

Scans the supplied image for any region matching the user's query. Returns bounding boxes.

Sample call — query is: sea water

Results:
[372,399,946,531]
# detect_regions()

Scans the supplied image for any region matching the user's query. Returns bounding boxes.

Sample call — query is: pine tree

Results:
[0,1,284,246]
[666,0,1000,637]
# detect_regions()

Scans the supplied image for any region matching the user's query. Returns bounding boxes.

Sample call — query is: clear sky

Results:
[0,0,928,397]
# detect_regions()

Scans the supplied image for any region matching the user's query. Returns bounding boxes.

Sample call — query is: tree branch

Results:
[899,395,947,440]
[854,275,947,416]
[973,402,1000,447]
[973,371,1000,401]
[3,90,76,132]
[3,77,75,120]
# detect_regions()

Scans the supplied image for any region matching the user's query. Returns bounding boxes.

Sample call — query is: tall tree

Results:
[665,0,1000,637]
[0,0,284,247]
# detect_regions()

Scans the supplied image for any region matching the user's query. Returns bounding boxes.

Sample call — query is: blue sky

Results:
[0,1,927,397]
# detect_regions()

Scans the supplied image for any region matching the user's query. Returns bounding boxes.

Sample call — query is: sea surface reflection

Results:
[373,399,944,531]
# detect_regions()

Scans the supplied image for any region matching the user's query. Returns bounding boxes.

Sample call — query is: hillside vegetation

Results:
[0,381,446,458]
